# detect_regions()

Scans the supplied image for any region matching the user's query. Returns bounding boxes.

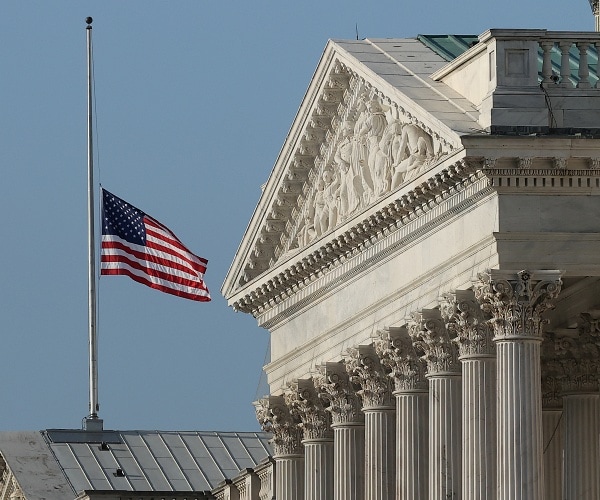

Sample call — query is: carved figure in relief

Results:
[391,123,435,189]
[322,169,340,232]
[335,121,363,220]
[312,178,327,237]
[372,119,402,197]
[352,98,389,205]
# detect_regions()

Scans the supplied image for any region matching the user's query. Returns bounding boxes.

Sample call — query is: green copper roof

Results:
[417,34,479,61]
[418,34,599,86]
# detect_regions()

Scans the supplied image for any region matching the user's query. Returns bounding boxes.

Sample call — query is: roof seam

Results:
[365,38,481,124]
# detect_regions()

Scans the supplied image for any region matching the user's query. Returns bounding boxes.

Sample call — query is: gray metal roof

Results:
[0,430,272,498]
[44,429,272,494]
[332,38,482,135]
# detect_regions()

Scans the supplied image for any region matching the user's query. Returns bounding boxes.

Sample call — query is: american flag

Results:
[100,188,211,302]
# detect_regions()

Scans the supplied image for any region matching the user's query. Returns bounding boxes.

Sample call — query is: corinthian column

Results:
[375,326,428,500]
[344,345,395,500]
[254,396,304,500]
[284,379,334,500]
[314,362,364,500]
[409,308,462,499]
[475,269,562,500]
[442,289,496,500]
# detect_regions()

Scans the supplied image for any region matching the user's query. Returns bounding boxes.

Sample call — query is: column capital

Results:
[284,379,333,441]
[313,362,364,425]
[254,396,303,456]
[408,309,460,375]
[374,326,427,393]
[474,269,562,341]
[440,289,495,358]
[344,344,394,409]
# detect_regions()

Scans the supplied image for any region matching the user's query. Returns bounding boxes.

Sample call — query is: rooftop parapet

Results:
[433,29,600,134]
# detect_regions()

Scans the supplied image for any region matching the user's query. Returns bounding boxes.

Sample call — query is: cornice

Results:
[231,157,484,317]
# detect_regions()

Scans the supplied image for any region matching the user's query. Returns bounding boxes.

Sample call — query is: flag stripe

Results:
[102,238,204,278]
[100,253,209,292]
[145,217,208,265]
[101,266,210,301]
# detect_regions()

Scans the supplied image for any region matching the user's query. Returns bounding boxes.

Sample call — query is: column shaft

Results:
[429,374,462,499]
[396,391,428,499]
[364,407,395,499]
[563,394,600,499]
[497,339,543,499]
[275,456,305,500]
[462,357,496,499]
[542,409,563,500]
[333,423,365,500]
[303,439,334,500]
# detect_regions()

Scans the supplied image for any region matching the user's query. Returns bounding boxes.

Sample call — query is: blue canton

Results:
[102,190,147,246]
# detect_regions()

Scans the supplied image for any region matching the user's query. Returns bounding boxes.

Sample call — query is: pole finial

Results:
[86,16,93,26]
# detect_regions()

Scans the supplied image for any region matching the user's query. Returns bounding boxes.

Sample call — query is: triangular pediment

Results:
[222,37,481,309]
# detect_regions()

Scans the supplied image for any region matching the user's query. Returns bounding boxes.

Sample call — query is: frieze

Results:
[239,60,454,288]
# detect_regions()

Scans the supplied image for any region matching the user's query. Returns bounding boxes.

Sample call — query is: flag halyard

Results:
[101,188,211,302]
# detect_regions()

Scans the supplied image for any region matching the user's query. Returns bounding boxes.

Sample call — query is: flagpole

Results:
[84,16,102,432]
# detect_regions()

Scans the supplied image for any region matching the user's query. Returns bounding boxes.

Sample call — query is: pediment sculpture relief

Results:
[296,96,443,249]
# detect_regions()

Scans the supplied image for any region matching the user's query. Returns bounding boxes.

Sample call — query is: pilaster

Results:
[344,345,395,500]
[314,362,365,500]
[254,396,304,500]
[409,308,462,500]
[442,289,496,500]
[552,319,600,499]
[375,326,428,500]
[540,344,563,500]
[475,269,562,500]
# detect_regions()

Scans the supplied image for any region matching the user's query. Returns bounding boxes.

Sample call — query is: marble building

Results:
[222,29,600,499]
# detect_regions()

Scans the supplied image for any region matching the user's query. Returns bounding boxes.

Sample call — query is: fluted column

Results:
[475,269,562,500]
[285,379,334,500]
[442,290,496,500]
[345,345,395,500]
[314,362,365,500]
[409,309,462,499]
[255,396,304,500]
[375,326,428,500]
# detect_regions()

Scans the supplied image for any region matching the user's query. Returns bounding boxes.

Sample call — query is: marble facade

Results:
[223,29,600,499]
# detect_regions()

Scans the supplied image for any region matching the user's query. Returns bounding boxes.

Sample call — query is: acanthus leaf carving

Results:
[407,309,460,375]
[440,289,495,358]
[374,327,428,393]
[313,362,364,425]
[284,379,332,441]
[254,396,303,456]
[474,269,562,341]
[344,345,394,408]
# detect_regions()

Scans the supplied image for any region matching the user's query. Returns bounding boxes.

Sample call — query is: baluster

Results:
[576,42,591,89]
[540,41,555,87]
[558,41,573,88]
[595,42,600,89]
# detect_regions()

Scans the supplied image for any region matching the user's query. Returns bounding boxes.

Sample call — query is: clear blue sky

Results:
[0,1,593,432]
